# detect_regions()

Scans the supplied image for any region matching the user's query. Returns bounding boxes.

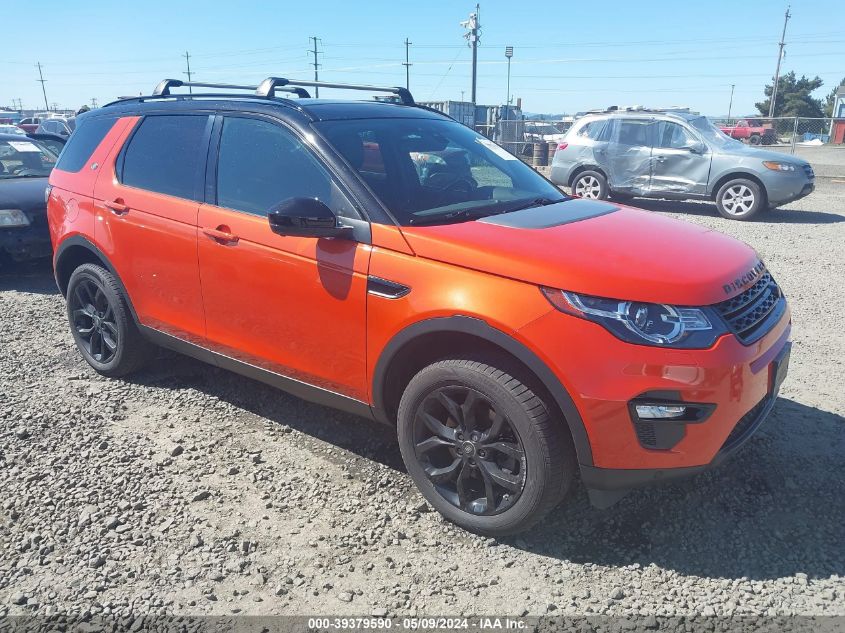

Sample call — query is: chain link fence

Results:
[708,117,836,153]
[482,116,841,169]
[474,119,571,165]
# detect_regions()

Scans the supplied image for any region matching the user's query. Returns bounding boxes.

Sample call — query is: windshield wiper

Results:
[408,197,564,227]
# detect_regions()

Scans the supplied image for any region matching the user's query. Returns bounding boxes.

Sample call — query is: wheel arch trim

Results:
[54,235,140,325]
[372,315,594,466]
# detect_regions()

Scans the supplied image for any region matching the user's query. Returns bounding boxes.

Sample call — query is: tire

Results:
[66,263,152,377]
[715,178,765,220]
[571,170,608,200]
[397,355,576,536]
[748,134,761,146]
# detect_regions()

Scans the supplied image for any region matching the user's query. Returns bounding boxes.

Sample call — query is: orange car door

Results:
[197,115,371,402]
[94,114,212,344]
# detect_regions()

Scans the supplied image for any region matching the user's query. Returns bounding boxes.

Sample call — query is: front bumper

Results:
[581,341,789,507]
[0,216,51,262]
[763,170,815,206]
[517,302,792,505]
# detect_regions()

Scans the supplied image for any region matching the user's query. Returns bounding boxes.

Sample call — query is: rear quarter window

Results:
[55,116,117,173]
[573,119,608,141]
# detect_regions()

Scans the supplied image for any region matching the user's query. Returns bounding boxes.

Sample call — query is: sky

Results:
[2,0,843,116]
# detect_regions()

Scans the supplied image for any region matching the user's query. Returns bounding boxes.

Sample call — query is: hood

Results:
[400,199,761,306]
[0,177,49,212]
[719,143,809,165]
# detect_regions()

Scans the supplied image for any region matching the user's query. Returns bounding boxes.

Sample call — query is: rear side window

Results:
[121,115,209,200]
[55,116,117,173]
[614,119,652,147]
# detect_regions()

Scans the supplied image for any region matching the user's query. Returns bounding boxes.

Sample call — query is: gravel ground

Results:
[0,179,843,619]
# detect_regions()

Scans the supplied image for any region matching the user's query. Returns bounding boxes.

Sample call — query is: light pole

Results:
[505,46,513,120]
[727,84,735,120]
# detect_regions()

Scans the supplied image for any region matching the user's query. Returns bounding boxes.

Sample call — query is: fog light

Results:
[0,209,29,227]
[635,404,688,419]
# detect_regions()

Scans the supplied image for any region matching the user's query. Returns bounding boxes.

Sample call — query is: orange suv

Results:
[48,79,791,535]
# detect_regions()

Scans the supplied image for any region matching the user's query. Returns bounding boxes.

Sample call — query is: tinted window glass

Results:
[55,116,116,173]
[122,115,208,200]
[656,121,697,149]
[317,117,565,226]
[216,117,354,217]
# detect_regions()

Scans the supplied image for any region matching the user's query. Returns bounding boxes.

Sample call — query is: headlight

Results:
[0,209,30,227]
[541,288,726,349]
[762,161,796,172]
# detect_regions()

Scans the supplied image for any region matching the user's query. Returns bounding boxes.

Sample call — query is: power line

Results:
[769,5,791,117]
[36,62,49,111]
[403,38,412,90]
[310,36,322,97]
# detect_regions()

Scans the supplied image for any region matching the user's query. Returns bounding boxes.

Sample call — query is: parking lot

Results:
[1,179,843,618]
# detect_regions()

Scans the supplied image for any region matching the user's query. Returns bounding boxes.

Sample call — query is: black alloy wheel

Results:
[413,385,526,515]
[69,278,119,364]
[65,263,152,377]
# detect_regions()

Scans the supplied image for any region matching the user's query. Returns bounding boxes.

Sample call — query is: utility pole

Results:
[91,97,98,108]
[768,6,791,118]
[461,5,481,104]
[727,84,735,120]
[183,51,193,94]
[310,37,321,97]
[403,38,412,90]
[36,62,49,111]
[504,46,514,120]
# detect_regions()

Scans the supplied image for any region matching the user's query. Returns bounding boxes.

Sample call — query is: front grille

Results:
[803,164,815,180]
[715,272,785,344]
[721,396,770,452]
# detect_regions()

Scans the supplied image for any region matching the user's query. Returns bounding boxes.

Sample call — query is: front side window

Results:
[216,116,355,218]
[121,115,209,200]
[655,121,698,149]
[317,117,565,226]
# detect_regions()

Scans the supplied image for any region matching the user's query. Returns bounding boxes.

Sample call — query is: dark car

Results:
[26,132,67,158]
[0,134,57,264]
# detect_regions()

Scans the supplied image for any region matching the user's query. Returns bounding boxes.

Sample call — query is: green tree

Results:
[824,77,845,117]
[755,71,825,117]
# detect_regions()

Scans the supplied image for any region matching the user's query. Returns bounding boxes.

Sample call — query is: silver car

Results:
[550,109,815,220]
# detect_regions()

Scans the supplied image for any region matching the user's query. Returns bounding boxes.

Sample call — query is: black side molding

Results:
[139,326,376,422]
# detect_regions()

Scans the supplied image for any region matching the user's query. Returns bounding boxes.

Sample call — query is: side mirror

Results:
[686,142,707,155]
[267,197,354,239]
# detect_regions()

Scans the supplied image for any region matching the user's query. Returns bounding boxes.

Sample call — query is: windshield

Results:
[316,118,566,226]
[0,138,56,178]
[689,116,742,149]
